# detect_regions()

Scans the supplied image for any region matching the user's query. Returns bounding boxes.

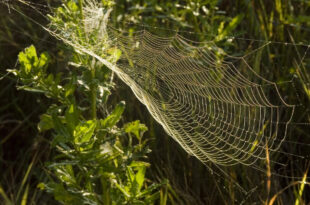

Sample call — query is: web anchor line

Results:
[119,20,310,47]
[4,0,310,47]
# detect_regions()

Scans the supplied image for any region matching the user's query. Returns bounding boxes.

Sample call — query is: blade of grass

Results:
[265,140,271,205]
[21,184,29,205]
[15,152,37,202]
[0,184,13,205]
[294,164,309,205]
[269,180,310,205]
[160,183,167,205]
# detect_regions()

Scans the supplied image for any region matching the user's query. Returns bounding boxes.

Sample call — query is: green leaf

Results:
[135,166,146,193]
[54,165,76,186]
[138,183,163,198]
[52,115,72,145]
[49,183,81,204]
[107,47,122,62]
[65,104,79,134]
[100,101,125,128]
[37,183,45,190]
[124,121,148,140]
[18,45,38,75]
[73,120,96,148]
[19,86,45,93]
[145,192,160,204]
[38,114,54,132]
[114,182,131,198]
[127,164,147,196]
[129,161,150,168]
[216,14,244,41]
[38,52,50,69]
[127,166,135,183]
[64,73,77,98]
[67,0,79,12]
[18,45,50,77]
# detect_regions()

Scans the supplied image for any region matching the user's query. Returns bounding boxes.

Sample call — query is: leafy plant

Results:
[4,0,170,203]
[10,42,165,205]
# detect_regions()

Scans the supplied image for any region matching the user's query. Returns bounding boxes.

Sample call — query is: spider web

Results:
[44,0,304,170]
[113,29,297,166]
[5,0,310,177]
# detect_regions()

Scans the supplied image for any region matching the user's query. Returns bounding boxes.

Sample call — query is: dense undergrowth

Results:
[0,0,310,204]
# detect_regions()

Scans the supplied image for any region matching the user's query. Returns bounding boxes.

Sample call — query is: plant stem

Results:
[78,0,84,20]
[90,66,97,120]
[102,177,110,205]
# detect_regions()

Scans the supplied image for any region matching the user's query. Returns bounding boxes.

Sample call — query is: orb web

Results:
[41,0,297,167]
[8,0,303,169]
